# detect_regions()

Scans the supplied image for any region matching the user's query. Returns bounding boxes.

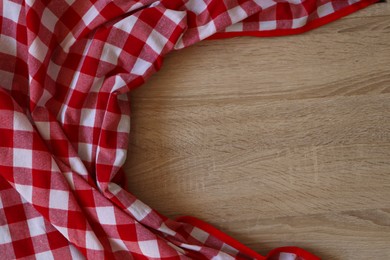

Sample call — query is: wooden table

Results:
[124,2,390,259]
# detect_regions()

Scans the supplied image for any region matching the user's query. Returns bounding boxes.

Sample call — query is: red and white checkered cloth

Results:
[0,0,376,259]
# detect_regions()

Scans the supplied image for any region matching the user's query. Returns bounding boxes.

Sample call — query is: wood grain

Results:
[124,3,390,259]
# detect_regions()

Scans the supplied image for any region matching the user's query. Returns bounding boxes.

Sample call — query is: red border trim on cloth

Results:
[176,216,321,259]
[176,216,321,260]
[266,246,321,260]
[208,0,379,39]
[176,216,266,260]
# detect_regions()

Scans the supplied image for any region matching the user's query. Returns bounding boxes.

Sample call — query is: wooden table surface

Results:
[124,3,390,259]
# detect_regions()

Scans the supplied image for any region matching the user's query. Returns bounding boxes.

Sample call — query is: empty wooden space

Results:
[124,3,390,259]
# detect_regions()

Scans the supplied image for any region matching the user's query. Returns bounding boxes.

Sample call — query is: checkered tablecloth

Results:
[0,0,376,259]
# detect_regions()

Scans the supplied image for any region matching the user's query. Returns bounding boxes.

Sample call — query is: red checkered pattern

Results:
[0,0,375,259]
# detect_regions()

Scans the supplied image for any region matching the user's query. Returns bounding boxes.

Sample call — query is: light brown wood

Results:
[124,3,390,259]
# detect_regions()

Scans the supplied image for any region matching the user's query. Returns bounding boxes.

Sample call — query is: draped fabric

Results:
[0,0,376,259]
